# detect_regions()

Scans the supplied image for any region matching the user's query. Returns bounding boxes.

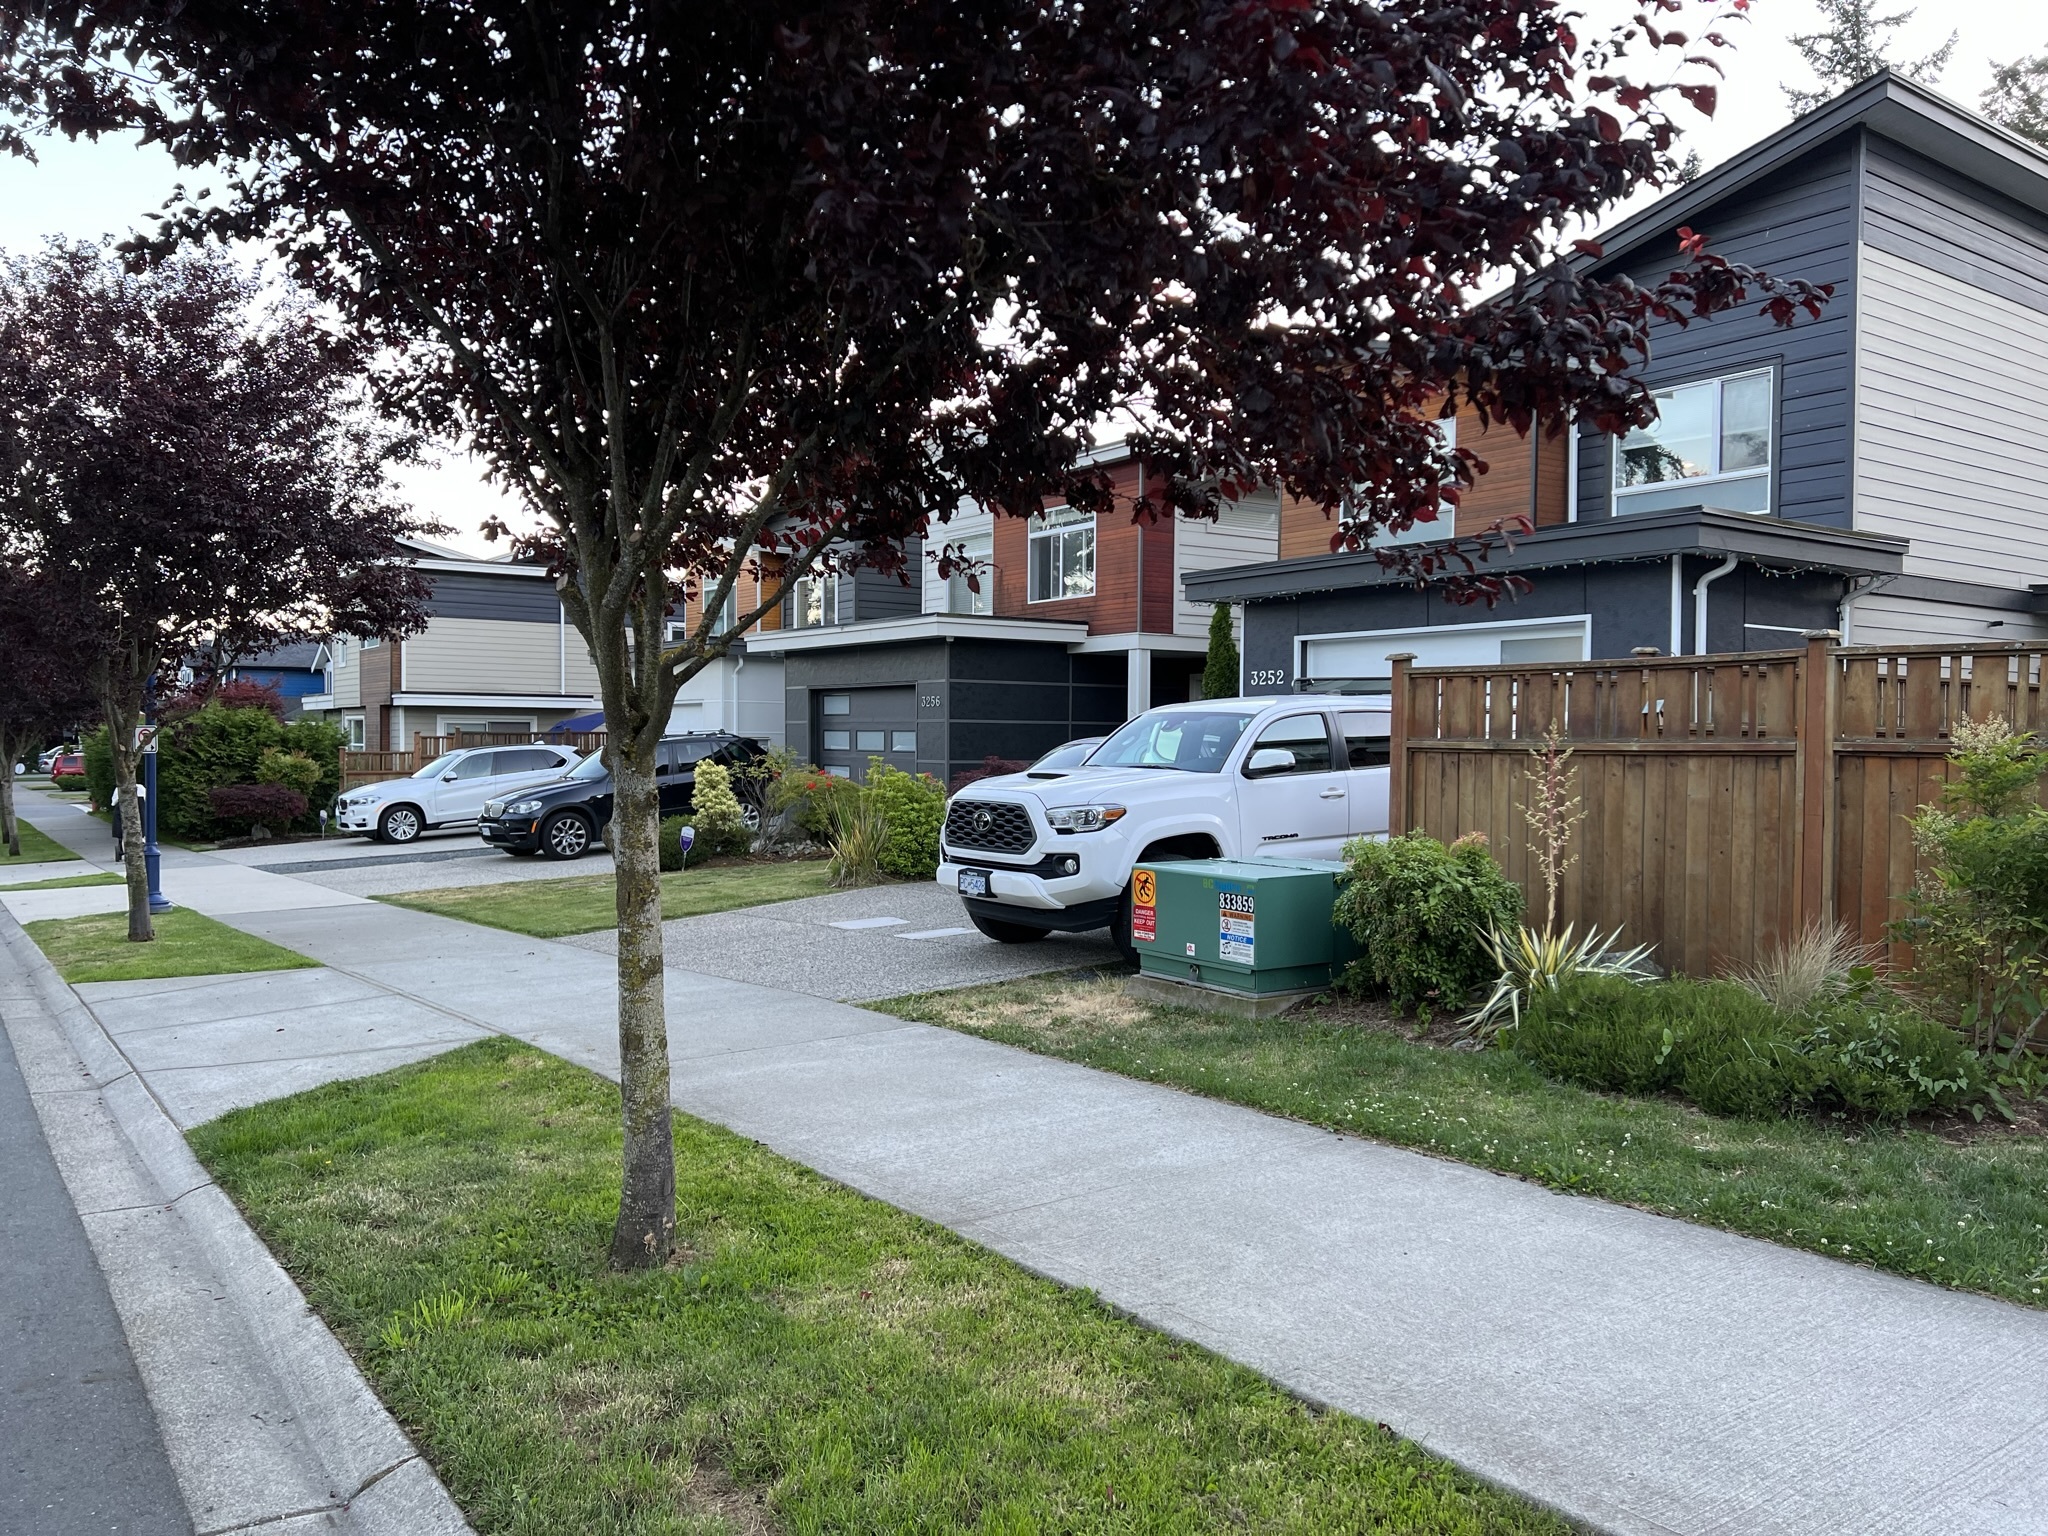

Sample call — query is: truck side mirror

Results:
[1244,747,1296,778]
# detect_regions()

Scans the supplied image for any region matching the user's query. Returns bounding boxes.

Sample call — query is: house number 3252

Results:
[1246,669,1287,687]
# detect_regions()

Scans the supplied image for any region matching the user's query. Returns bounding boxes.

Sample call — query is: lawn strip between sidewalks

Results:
[0,870,122,892]
[189,1037,1566,1536]
[875,973,2048,1309]
[377,858,836,938]
[25,908,320,984]
[1,818,81,864]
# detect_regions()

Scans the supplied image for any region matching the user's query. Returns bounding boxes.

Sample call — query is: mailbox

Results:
[1130,857,1357,998]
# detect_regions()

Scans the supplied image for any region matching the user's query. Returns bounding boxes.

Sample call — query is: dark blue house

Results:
[224,641,330,716]
[1188,72,2048,691]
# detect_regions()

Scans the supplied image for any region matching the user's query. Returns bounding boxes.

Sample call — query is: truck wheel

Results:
[1110,882,1139,968]
[970,913,1046,944]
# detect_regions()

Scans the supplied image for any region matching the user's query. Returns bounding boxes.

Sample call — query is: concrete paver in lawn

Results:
[563,878,1122,999]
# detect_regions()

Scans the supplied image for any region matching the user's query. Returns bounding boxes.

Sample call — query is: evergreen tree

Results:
[1784,0,1955,115]
[1203,605,1241,700]
[1984,54,2048,148]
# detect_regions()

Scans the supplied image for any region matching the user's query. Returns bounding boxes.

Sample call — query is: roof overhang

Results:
[1580,70,2048,275]
[1181,507,1908,606]
[739,613,1090,654]
[389,693,602,709]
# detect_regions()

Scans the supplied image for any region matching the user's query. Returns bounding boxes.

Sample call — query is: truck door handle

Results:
[1320,787,1345,799]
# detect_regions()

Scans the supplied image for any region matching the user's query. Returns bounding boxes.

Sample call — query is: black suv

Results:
[478,732,766,859]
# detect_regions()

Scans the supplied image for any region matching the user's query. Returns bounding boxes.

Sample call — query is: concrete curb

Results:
[0,908,474,1536]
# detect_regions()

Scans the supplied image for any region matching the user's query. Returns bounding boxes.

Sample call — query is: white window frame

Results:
[1027,505,1096,603]
[791,572,838,629]
[938,530,994,615]
[1612,367,1774,513]
[344,715,367,750]
[1349,418,1457,548]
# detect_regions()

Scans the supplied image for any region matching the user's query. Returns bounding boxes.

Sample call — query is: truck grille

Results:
[944,799,1035,855]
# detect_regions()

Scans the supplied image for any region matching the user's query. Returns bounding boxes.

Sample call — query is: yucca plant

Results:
[1460,923,1657,1043]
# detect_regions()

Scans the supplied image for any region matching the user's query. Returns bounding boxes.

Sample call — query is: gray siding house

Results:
[1187,72,2048,692]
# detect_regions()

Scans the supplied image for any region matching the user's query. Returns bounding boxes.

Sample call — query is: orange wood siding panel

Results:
[989,459,1174,633]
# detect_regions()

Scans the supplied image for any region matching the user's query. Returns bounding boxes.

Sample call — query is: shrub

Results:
[866,760,946,879]
[771,767,859,841]
[1728,922,1882,1015]
[687,761,754,858]
[827,793,889,887]
[279,718,346,821]
[1332,831,1523,1016]
[1513,974,1985,1123]
[1460,923,1656,1042]
[1202,603,1239,699]
[948,755,1030,794]
[51,769,86,789]
[82,727,115,810]
[256,748,323,798]
[207,783,308,838]
[159,705,285,839]
[658,814,719,870]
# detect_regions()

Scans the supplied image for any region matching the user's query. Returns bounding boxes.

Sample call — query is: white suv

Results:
[938,695,1390,953]
[335,743,584,843]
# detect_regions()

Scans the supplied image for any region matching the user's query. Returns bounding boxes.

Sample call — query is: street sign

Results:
[133,725,161,755]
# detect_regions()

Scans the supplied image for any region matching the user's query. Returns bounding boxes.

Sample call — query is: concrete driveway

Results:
[563,879,1123,1000]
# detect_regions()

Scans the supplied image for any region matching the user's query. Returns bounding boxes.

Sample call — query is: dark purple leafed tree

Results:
[1,0,1828,1267]
[0,568,99,858]
[0,245,435,940]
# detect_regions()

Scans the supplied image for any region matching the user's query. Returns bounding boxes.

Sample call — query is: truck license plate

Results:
[957,869,990,897]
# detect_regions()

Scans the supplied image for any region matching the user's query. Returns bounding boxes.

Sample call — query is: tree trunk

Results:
[607,738,674,1268]
[110,738,154,942]
[0,734,19,857]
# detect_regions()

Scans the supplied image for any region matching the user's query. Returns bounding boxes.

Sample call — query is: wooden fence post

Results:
[1797,630,1840,932]
[1387,653,1416,837]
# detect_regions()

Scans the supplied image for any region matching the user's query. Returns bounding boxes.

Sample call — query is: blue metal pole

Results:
[142,681,171,914]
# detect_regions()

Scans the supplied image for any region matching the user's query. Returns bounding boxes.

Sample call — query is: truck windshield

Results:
[1087,709,1257,773]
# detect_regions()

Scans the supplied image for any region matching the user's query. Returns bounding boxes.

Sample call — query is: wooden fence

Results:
[339,729,605,792]
[1388,635,2048,975]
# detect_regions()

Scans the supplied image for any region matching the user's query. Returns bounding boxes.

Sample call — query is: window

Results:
[1244,714,1334,776]
[1338,712,1390,769]
[890,730,918,753]
[939,531,994,614]
[1614,369,1773,514]
[1027,506,1095,602]
[449,751,500,780]
[821,694,852,716]
[855,729,885,752]
[361,635,381,649]
[822,729,852,751]
[498,748,564,774]
[1089,709,1257,773]
[344,716,366,750]
[792,573,838,628]
[1358,418,1458,547]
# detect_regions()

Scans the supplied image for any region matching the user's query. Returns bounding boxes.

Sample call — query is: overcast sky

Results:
[0,0,2037,552]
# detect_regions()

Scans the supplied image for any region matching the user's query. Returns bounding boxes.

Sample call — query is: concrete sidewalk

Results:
[15,782,2048,1534]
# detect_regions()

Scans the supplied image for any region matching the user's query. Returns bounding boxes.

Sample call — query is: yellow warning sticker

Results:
[1132,868,1157,907]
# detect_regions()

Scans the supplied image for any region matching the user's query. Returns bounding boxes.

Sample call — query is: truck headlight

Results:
[505,799,544,816]
[1045,804,1125,832]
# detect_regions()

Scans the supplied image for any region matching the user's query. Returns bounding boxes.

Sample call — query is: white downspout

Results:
[1565,420,1580,523]
[1669,556,1684,656]
[1693,554,1740,657]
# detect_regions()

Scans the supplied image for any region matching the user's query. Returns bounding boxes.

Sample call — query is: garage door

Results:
[817,687,919,781]
[1302,617,1589,686]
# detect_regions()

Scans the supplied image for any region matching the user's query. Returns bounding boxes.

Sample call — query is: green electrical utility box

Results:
[1130,858,1356,998]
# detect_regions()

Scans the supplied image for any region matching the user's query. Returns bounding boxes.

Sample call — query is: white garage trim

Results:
[1297,613,1592,686]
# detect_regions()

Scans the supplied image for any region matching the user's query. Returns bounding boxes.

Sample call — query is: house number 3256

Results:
[919,694,943,709]
[1246,669,1287,687]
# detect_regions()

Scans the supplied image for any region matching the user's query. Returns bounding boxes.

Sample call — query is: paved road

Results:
[0,1011,189,1536]
[14,781,2048,1535]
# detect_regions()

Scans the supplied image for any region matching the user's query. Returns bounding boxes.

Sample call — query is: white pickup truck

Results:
[938,695,1391,955]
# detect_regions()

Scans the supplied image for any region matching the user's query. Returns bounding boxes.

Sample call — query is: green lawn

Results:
[25,908,318,984]
[1,818,80,864]
[876,973,2048,1310]
[378,859,836,938]
[190,1038,1564,1536]
[0,871,122,892]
